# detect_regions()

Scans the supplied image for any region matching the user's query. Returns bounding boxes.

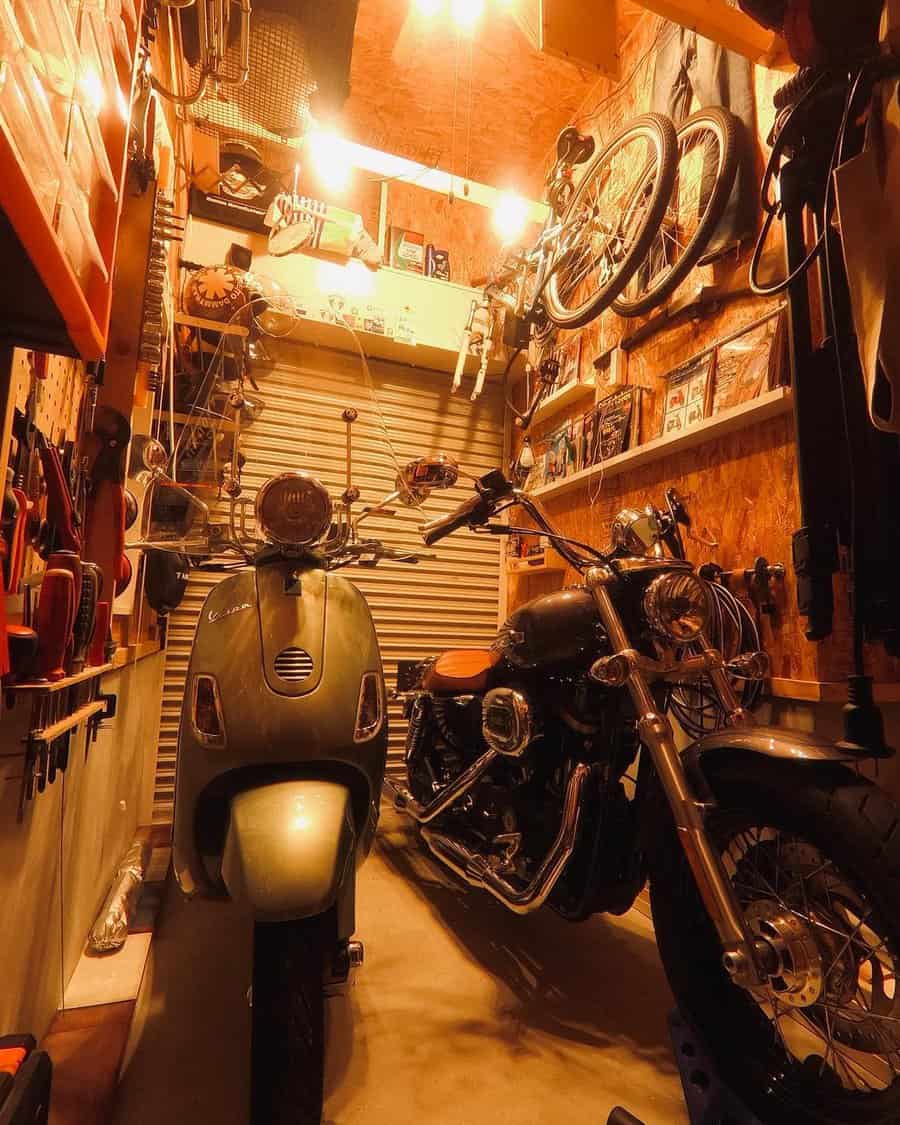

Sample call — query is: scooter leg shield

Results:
[221,780,357,929]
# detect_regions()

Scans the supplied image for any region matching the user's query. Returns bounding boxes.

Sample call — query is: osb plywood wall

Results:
[508,14,900,689]
[344,0,598,191]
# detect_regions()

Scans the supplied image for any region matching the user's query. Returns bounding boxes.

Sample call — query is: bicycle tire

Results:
[612,107,739,318]
[543,113,677,330]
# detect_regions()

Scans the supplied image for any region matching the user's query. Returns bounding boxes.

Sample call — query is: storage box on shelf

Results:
[0,0,143,359]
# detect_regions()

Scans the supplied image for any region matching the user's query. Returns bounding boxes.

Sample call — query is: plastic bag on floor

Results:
[88,839,152,954]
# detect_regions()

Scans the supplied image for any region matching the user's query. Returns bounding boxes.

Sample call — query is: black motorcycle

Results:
[386,468,900,1125]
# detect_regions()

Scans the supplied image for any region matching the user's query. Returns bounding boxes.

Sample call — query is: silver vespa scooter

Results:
[172,411,459,1124]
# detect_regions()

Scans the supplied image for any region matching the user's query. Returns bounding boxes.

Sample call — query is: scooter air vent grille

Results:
[273,647,315,682]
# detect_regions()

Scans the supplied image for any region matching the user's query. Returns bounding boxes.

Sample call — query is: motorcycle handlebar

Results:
[422,494,492,546]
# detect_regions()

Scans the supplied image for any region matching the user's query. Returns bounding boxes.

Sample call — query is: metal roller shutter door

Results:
[152,340,504,824]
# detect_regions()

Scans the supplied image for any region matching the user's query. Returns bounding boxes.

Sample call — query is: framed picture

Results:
[596,386,636,461]
[556,334,583,387]
[711,310,783,415]
[662,353,713,437]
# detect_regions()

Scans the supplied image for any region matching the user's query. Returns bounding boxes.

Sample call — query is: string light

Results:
[492,191,529,243]
[305,127,353,193]
[450,0,484,29]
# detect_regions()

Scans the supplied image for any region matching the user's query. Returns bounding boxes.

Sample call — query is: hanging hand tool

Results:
[35,569,75,682]
[37,433,82,559]
[89,601,112,668]
[46,551,83,673]
[5,624,38,682]
[84,407,133,602]
[71,563,101,673]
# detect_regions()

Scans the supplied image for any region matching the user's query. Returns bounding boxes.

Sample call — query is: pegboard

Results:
[4,347,88,589]
[9,347,87,447]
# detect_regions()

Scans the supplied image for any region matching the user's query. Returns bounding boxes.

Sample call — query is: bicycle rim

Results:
[543,113,677,329]
[613,107,739,318]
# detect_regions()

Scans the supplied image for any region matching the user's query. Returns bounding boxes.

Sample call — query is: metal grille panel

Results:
[273,646,314,682]
[190,9,315,146]
[152,341,504,824]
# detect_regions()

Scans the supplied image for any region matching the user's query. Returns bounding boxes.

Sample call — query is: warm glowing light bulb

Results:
[493,191,529,243]
[451,0,484,29]
[306,127,352,193]
[414,0,442,14]
[80,67,105,115]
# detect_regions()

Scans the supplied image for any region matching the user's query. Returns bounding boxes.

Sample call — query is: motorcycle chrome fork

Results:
[584,566,764,986]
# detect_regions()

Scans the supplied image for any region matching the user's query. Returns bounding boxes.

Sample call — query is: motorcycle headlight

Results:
[643,572,710,643]
[255,472,333,547]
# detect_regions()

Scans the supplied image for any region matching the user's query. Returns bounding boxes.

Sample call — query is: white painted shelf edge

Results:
[530,376,596,426]
[529,386,793,500]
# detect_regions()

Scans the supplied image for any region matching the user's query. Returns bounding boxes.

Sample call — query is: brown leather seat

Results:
[422,649,501,693]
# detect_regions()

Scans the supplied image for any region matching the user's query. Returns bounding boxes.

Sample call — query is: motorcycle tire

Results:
[251,913,328,1125]
[650,754,900,1125]
[543,113,678,329]
[612,107,740,318]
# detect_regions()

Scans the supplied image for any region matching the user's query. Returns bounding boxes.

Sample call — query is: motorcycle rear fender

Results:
[682,725,859,799]
[221,779,357,934]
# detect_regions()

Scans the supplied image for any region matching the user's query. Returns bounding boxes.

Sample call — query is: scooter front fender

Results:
[221,779,357,932]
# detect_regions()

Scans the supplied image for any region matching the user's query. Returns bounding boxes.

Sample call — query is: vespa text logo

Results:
[208,601,252,624]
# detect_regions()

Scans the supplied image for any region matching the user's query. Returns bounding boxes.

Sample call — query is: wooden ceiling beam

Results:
[629,0,788,64]
[513,0,621,77]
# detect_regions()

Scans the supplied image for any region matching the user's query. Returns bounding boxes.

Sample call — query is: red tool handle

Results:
[7,487,28,592]
[47,551,82,673]
[88,601,111,668]
[0,542,9,678]
[38,437,81,556]
[86,479,131,598]
[6,624,38,680]
[36,569,75,682]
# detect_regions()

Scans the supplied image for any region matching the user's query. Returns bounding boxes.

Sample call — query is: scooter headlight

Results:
[255,472,333,547]
[643,571,710,643]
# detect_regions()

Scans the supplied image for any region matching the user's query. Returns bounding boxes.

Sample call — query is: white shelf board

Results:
[530,377,596,426]
[530,386,793,500]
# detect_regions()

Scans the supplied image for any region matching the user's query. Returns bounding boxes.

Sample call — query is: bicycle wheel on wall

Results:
[543,113,677,330]
[612,107,739,318]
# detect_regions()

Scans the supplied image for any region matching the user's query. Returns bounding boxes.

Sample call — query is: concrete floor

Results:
[113,807,688,1125]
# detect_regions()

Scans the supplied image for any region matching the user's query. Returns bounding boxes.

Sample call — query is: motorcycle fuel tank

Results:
[173,561,387,899]
[498,585,605,668]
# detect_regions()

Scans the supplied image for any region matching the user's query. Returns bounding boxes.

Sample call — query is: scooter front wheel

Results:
[251,912,328,1125]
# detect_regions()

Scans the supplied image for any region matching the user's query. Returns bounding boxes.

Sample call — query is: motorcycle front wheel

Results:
[650,755,900,1125]
[251,913,328,1125]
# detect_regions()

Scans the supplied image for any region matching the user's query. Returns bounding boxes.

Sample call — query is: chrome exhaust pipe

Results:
[382,748,498,824]
[420,763,591,915]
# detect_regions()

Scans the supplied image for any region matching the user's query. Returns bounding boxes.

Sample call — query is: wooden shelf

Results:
[0,11,143,360]
[530,387,793,500]
[769,678,900,704]
[174,312,250,338]
[505,550,567,575]
[530,377,596,426]
[287,314,517,379]
[10,662,115,695]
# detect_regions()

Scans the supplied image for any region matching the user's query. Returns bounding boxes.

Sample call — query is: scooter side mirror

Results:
[396,454,460,505]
